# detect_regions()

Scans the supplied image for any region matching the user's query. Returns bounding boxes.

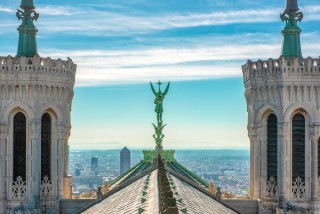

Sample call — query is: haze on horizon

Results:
[0,0,319,149]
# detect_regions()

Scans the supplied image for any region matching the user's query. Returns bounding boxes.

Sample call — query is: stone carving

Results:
[266,176,277,198]
[40,176,52,198]
[12,176,27,200]
[292,177,305,201]
[9,203,38,214]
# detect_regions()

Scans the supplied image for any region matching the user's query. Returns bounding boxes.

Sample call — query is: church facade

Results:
[243,0,320,212]
[0,0,76,213]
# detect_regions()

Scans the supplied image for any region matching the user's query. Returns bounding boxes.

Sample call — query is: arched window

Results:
[41,113,51,180]
[13,112,26,181]
[267,114,277,179]
[292,113,305,182]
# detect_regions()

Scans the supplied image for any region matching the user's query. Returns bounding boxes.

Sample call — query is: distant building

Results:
[91,157,99,175]
[120,147,131,175]
[75,164,82,176]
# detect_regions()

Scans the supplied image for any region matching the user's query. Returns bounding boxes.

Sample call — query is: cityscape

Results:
[69,148,249,198]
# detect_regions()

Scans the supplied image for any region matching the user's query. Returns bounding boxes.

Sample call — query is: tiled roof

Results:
[167,173,237,214]
[82,170,158,214]
[78,157,240,214]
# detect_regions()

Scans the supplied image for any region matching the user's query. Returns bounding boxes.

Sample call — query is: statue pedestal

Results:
[156,145,163,155]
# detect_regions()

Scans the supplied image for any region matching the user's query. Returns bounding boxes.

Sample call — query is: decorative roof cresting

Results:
[16,0,39,57]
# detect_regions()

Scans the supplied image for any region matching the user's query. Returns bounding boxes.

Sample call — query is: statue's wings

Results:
[163,82,170,96]
[150,82,157,95]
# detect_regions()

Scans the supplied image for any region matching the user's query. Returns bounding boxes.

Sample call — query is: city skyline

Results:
[0,0,319,149]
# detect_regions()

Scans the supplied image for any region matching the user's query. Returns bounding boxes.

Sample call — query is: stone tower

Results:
[242,0,320,212]
[0,0,76,213]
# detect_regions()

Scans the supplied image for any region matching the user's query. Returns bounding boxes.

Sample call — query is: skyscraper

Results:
[120,147,131,175]
[91,156,99,175]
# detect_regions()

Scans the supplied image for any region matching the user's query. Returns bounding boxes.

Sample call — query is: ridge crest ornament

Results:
[150,81,170,153]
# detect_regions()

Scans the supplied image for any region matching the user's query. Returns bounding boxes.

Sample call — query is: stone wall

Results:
[224,199,259,214]
[60,199,95,214]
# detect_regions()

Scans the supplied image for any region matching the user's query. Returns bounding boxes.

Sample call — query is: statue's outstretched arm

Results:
[150,82,157,96]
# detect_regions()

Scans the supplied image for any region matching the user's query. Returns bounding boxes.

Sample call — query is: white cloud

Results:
[39,41,320,87]
[32,4,320,36]
[0,5,13,13]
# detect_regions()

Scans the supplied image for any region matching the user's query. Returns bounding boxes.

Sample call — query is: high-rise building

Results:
[242,0,320,212]
[75,164,82,176]
[91,156,99,175]
[120,147,131,175]
[0,0,77,213]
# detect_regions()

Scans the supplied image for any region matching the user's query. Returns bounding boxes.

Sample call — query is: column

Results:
[57,139,64,198]
[311,136,317,200]
[278,122,289,207]
[311,125,320,213]
[58,124,72,199]
[0,124,8,213]
[249,139,254,197]
[251,127,261,199]
[30,120,41,208]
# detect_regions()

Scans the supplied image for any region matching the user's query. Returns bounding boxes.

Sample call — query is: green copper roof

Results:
[280,0,303,58]
[16,0,39,57]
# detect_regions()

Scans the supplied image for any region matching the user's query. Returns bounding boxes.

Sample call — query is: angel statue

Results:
[150,81,170,124]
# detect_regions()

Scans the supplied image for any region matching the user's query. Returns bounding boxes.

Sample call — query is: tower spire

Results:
[280,0,303,58]
[16,0,39,57]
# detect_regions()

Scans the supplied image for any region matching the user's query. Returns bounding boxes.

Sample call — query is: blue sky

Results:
[0,0,319,149]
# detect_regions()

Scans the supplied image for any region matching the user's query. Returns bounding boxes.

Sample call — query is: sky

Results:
[0,0,319,149]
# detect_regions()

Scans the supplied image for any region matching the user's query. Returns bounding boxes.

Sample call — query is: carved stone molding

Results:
[266,176,277,198]
[12,176,26,200]
[40,176,52,199]
[292,177,306,201]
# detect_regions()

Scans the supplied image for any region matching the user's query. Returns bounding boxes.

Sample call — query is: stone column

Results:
[278,122,289,207]
[57,138,64,198]
[58,124,72,199]
[311,136,317,200]
[249,138,254,197]
[30,120,41,208]
[0,124,8,213]
[311,125,320,213]
[250,127,261,199]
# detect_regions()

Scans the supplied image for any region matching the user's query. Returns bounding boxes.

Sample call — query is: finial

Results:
[280,0,303,58]
[20,0,35,10]
[285,0,299,14]
[16,0,39,57]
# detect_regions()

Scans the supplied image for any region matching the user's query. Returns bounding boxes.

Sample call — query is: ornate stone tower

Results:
[242,0,320,212]
[0,0,76,213]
